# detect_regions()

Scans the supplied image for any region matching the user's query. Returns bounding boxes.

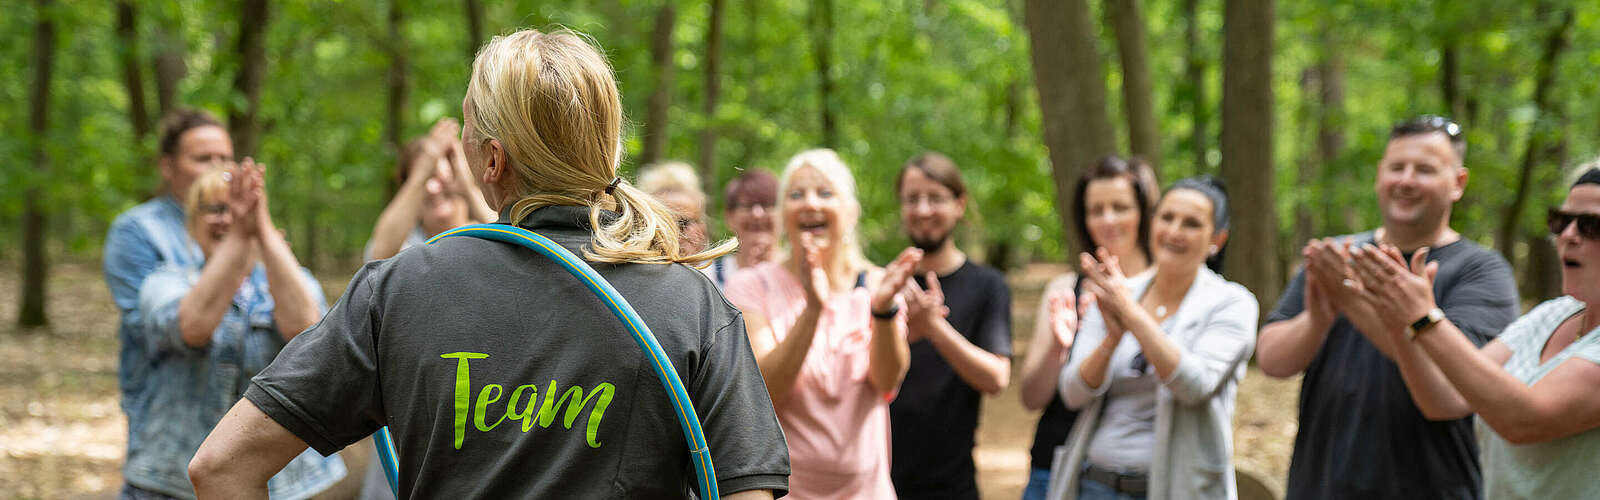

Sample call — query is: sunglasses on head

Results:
[1548,208,1600,240]
[1416,115,1463,139]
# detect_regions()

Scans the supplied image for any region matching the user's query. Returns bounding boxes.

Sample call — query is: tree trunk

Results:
[1440,40,1466,122]
[1024,0,1117,255]
[1106,0,1159,163]
[698,0,725,197]
[386,0,409,181]
[153,23,186,119]
[1183,0,1207,173]
[641,4,677,165]
[1496,6,1573,261]
[811,0,837,149]
[464,0,484,59]
[21,0,57,328]
[228,0,269,159]
[1315,26,1349,235]
[117,1,151,141]
[1220,0,1279,311]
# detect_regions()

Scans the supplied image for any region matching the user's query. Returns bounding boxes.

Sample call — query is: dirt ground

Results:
[0,261,1298,499]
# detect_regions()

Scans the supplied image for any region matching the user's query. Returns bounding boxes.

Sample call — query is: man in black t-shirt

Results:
[889,153,1013,500]
[1257,116,1519,500]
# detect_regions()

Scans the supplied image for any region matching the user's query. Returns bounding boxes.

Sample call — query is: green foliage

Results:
[1,0,1596,284]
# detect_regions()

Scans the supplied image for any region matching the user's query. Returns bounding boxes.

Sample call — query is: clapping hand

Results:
[797,232,831,306]
[1079,248,1137,322]
[1044,288,1081,350]
[905,272,950,340]
[227,160,264,239]
[871,247,924,316]
[1349,244,1439,333]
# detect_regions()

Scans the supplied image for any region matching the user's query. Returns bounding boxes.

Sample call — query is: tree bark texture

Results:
[1496,6,1573,261]
[465,0,484,59]
[811,0,837,149]
[387,0,410,188]
[21,0,57,328]
[1107,0,1159,164]
[1220,0,1279,312]
[642,4,677,166]
[117,1,151,141]
[228,0,269,159]
[153,23,186,119]
[1183,0,1207,172]
[699,0,725,197]
[1024,0,1117,255]
[1315,26,1350,235]
[1441,40,1466,122]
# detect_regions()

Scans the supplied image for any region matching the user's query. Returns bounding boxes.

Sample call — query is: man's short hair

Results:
[897,151,967,199]
[157,109,224,157]
[1389,115,1467,163]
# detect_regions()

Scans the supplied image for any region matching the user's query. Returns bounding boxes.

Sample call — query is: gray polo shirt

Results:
[246,205,790,498]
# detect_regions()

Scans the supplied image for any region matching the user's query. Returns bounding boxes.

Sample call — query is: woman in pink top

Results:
[727,148,922,499]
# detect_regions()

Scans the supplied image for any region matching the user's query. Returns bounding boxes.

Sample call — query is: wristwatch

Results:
[1405,308,1447,341]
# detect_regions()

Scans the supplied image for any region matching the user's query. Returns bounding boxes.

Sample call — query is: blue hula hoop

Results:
[371,224,717,498]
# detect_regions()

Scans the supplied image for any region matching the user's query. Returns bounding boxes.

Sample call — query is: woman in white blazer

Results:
[1050,176,1259,500]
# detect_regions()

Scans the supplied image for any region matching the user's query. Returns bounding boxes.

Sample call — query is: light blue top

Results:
[1481,296,1600,500]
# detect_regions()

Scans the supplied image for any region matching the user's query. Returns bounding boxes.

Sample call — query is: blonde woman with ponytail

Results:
[190,28,790,500]
[725,148,924,500]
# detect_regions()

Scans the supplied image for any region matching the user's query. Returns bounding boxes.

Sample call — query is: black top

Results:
[1270,233,1518,500]
[246,206,790,499]
[1028,277,1082,472]
[889,260,1013,499]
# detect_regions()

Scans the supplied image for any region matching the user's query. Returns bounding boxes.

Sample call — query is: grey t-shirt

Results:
[1271,232,1519,500]
[246,206,789,499]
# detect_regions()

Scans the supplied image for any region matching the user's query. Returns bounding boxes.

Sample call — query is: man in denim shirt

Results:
[105,111,344,498]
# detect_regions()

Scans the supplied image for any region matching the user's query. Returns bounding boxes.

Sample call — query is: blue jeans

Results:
[1078,476,1148,500]
[1022,467,1051,500]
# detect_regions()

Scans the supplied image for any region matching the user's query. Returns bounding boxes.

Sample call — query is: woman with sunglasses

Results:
[1049,176,1258,500]
[1347,167,1600,498]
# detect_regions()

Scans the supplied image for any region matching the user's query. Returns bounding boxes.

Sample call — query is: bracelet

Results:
[871,303,900,320]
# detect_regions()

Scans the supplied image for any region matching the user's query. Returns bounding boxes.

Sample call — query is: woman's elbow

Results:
[187,445,229,490]
[178,322,211,348]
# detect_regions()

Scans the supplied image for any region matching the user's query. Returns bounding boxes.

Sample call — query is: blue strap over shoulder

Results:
[372,223,718,499]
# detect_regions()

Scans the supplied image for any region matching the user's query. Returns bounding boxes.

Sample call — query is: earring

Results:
[1208,244,1219,255]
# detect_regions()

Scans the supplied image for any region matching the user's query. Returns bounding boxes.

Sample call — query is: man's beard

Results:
[909,229,952,252]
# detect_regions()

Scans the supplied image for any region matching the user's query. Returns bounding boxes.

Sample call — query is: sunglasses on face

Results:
[1548,208,1600,240]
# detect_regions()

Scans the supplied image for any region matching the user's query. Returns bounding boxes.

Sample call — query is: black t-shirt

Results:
[889,260,1012,499]
[1270,233,1518,500]
[245,206,789,499]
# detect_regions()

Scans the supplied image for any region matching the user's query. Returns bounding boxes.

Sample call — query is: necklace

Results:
[1154,305,1169,320]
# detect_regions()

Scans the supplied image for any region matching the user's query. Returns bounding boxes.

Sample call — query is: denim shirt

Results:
[125,257,345,498]
[105,196,203,409]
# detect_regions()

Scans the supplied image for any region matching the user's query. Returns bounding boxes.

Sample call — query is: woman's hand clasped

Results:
[1348,244,1440,333]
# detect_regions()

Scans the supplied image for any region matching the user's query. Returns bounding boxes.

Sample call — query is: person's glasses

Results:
[198,202,228,216]
[1548,208,1600,240]
[731,202,773,214]
[899,193,953,208]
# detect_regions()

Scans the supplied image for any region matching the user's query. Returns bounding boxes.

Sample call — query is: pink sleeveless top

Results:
[725,262,898,500]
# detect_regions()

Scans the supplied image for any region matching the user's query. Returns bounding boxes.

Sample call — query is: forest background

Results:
[5,0,1600,328]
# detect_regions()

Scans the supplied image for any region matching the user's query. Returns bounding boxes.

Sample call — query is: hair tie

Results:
[604,176,622,195]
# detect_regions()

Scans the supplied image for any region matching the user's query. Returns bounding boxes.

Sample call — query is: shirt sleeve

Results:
[1060,306,1112,410]
[1265,267,1308,325]
[245,262,386,456]
[1438,251,1520,347]
[136,265,205,355]
[690,309,791,497]
[975,271,1013,356]
[1161,284,1260,406]
[104,218,160,314]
